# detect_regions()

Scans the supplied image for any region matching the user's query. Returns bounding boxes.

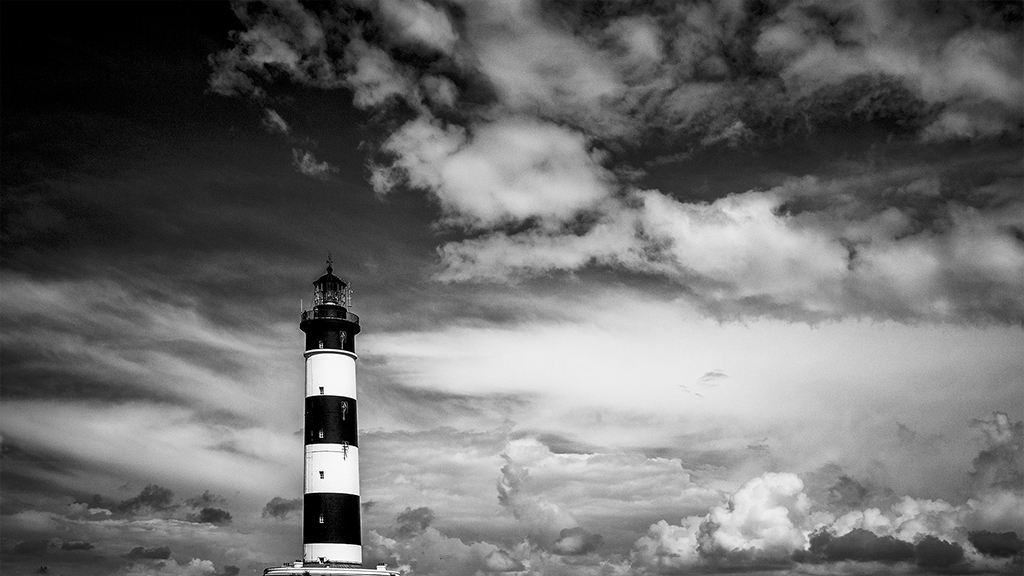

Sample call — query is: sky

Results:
[1,1,1022,576]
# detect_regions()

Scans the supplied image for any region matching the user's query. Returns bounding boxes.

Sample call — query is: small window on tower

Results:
[319,387,324,395]
[318,429,324,439]
[318,340,324,349]
[319,471,324,479]
[319,515,324,524]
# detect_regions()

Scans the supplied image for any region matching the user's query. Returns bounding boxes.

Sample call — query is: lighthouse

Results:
[265,260,399,576]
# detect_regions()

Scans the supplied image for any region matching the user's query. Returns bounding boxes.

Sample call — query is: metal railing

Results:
[301,307,359,324]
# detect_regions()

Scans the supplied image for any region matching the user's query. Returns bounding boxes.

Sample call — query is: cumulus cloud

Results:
[631,412,1024,573]
[696,472,813,563]
[377,116,614,229]
[631,518,703,572]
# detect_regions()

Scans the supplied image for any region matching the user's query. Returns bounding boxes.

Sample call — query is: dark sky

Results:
[2,2,1023,576]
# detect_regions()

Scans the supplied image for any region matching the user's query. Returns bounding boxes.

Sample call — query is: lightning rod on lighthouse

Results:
[265,259,400,576]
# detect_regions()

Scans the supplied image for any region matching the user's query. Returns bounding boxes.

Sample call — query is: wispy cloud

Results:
[261,108,290,135]
[291,148,337,180]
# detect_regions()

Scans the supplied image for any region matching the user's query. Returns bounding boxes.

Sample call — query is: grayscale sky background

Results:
[1,2,1022,576]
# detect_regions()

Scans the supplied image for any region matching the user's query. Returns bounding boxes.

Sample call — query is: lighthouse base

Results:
[265,564,400,576]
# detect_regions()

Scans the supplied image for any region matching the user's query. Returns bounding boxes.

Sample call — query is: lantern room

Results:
[313,263,353,308]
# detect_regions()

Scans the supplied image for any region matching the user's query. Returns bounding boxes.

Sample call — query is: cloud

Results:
[754,1,1023,140]
[697,472,812,562]
[461,0,626,136]
[291,148,337,179]
[434,205,643,282]
[697,370,728,385]
[396,506,435,537]
[915,535,965,569]
[801,529,969,569]
[183,491,227,509]
[261,497,301,520]
[119,485,178,515]
[631,518,703,572]
[377,116,614,229]
[365,524,515,576]
[208,0,1023,324]
[0,270,296,417]
[344,38,417,109]
[125,545,172,560]
[261,108,290,135]
[969,412,1024,491]
[12,539,54,555]
[805,528,915,563]
[207,1,337,98]
[486,438,718,555]
[436,170,1024,322]
[631,415,1023,571]
[969,531,1024,558]
[376,0,458,55]
[553,527,604,555]
[482,550,524,572]
[496,450,579,545]
[187,508,232,526]
[118,558,218,576]
[0,501,269,576]
[60,541,95,551]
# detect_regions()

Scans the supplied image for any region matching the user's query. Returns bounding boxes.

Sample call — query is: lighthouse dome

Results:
[314,264,347,288]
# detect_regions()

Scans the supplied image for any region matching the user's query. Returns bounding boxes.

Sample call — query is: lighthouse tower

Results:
[265,260,399,576]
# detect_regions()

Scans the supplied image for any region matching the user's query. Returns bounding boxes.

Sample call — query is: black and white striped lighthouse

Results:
[299,261,362,565]
[265,260,399,576]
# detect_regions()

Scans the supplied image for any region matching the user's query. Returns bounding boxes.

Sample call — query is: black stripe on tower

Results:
[303,493,361,545]
[304,396,359,446]
[301,311,359,353]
